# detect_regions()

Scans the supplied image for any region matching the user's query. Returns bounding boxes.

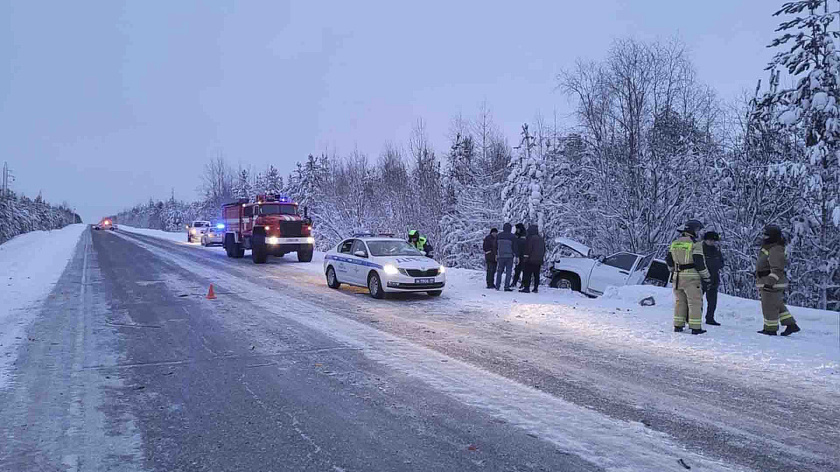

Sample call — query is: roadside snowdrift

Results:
[0,224,86,388]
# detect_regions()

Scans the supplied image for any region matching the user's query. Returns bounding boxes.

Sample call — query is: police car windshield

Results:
[367,240,422,257]
[193,222,209,227]
[259,204,297,215]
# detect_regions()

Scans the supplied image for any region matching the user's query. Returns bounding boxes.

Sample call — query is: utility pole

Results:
[1,161,13,199]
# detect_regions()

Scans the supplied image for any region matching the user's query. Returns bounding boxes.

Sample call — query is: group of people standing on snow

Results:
[482,223,546,293]
[667,220,801,337]
[476,217,801,338]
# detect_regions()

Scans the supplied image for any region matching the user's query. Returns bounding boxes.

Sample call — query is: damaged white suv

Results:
[549,237,670,297]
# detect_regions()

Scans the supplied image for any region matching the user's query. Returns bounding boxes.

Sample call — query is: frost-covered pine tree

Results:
[756,0,840,309]
[503,124,545,229]
[232,168,253,200]
[264,165,284,195]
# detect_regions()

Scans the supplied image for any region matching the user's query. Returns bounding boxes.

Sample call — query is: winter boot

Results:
[486,285,496,290]
[504,287,514,292]
[780,324,801,336]
[706,318,721,326]
[674,326,684,333]
[533,288,538,294]
[757,329,777,336]
[691,328,707,335]
[518,287,530,293]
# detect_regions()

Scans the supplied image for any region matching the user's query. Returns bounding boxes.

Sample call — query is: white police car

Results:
[323,234,446,299]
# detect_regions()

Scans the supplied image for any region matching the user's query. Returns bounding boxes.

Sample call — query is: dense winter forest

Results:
[118,2,839,311]
[0,191,81,244]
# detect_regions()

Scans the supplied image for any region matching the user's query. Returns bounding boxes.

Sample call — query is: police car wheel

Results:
[326,266,341,289]
[368,272,385,299]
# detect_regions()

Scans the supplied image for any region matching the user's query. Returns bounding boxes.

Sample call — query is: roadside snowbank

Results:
[0,224,86,388]
[443,268,839,391]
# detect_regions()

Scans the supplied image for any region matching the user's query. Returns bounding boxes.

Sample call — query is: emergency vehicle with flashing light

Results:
[221,194,314,263]
[323,232,446,299]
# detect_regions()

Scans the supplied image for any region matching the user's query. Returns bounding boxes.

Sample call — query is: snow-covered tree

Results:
[503,124,545,229]
[232,167,253,200]
[755,0,840,309]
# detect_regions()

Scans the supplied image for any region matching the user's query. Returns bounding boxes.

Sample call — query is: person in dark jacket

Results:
[483,228,498,289]
[702,231,724,326]
[520,224,546,293]
[511,223,527,287]
[495,223,516,291]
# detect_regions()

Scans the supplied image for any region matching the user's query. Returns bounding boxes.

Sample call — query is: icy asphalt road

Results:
[1,228,837,471]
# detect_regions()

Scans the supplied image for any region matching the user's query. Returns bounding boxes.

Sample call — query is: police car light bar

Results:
[351,231,395,238]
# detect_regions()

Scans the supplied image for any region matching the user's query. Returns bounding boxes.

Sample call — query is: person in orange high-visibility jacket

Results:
[756,224,801,336]
[666,220,712,335]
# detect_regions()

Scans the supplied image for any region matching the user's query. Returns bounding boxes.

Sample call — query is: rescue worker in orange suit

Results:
[756,224,801,336]
[666,220,712,335]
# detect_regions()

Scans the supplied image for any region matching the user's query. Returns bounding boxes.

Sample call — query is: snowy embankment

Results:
[0,224,86,388]
[442,269,839,392]
[121,225,840,392]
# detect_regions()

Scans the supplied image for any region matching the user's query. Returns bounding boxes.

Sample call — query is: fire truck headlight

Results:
[305,237,315,244]
[383,264,399,275]
[267,237,280,245]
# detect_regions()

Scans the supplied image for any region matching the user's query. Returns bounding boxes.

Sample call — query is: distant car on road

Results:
[323,233,446,299]
[94,218,117,231]
[201,222,225,247]
[186,220,211,243]
[549,237,670,297]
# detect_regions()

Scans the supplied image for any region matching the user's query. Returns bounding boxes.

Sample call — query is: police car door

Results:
[335,239,354,282]
[349,239,369,285]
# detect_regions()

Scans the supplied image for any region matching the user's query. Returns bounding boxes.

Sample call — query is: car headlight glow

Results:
[383,264,399,275]
[190,229,196,234]
[439,265,446,274]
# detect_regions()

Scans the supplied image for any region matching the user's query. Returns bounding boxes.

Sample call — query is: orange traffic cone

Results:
[206,284,217,299]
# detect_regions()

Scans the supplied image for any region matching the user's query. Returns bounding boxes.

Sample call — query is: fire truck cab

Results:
[222,194,314,264]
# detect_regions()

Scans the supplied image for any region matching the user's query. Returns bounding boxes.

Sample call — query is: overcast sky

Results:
[1,1,782,223]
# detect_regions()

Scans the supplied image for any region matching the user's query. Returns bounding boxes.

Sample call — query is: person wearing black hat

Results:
[756,224,801,336]
[666,219,712,335]
[702,231,724,326]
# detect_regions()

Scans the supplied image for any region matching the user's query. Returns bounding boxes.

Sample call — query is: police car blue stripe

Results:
[325,254,383,269]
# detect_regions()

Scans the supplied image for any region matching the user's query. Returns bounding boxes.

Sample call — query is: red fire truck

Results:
[222,194,314,263]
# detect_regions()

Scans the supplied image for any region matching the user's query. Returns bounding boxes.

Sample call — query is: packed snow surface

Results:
[0,224,86,388]
[122,225,840,392]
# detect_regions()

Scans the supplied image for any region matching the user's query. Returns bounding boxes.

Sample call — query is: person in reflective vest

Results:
[408,230,434,258]
[665,220,712,335]
[756,224,801,336]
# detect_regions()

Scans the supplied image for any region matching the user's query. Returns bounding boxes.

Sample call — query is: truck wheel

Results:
[224,235,234,257]
[252,245,267,264]
[297,247,313,262]
[326,266,341,289]
[252,235,268,264]
[550,273,580,291]
[368,272,385,299]
[427,290,442,297]
[234,245,245,258]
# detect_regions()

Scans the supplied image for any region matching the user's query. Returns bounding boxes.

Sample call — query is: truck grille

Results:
[406,268,439,277]
[278,222,303,237]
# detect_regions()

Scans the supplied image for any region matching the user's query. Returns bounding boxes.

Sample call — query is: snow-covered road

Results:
[1,225,838,471]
